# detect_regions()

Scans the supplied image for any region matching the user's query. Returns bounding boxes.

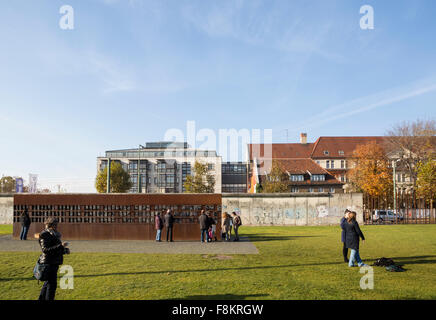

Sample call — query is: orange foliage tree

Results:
[347,141,393,197]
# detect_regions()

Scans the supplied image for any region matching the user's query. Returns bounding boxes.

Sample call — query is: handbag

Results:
[33,258,49,281]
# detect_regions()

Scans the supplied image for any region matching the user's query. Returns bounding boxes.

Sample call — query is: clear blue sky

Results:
[1,0,435,192]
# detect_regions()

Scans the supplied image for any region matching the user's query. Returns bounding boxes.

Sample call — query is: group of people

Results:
[340,209,368,267]
[153,209,243,243]
[221,211,242,242]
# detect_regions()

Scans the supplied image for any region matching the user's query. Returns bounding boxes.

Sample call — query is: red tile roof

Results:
[248,143,314,159]
[310,136,386,158]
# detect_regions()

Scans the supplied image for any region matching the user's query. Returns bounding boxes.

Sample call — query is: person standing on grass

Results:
[20,208,31,240]
[38,217,70,300]
[232,212,242,242]
[221,212,231,241]
[164,209,174,242]
[199,210,209,243]
[155,211,164,242]
[344,211,368,267]
[340,209,351,263]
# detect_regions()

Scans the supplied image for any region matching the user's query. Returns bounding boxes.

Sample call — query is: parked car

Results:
[372,210,404,223]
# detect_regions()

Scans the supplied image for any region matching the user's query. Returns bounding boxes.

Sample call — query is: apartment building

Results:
[97,142,222,193]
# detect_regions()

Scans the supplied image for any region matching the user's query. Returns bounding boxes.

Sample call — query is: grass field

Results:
[0,224,12,235]
[0,224,435,300]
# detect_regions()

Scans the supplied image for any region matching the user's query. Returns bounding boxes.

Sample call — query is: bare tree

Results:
[385,119,436,189]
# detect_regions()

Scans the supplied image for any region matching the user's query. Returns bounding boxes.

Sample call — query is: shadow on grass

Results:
[390,255,436,265]
[173,293,268,300]
[0,260,345,282]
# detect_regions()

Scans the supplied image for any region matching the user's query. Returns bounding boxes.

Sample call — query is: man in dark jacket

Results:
[155,212,164,242]
[164,209,174,242]
[20,208,31,240]
[199,210,209,243]
[38,217,70,300]
[340,209,350,263]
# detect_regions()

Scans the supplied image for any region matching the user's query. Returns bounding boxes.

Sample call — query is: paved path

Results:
[0,235,258,254]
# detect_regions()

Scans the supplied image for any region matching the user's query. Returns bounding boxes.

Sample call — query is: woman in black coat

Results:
[38,217,70,300]
[344,211,368,267]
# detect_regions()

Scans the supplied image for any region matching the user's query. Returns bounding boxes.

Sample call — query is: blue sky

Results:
[1,0,435,192]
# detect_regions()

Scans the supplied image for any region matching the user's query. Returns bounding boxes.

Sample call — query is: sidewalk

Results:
[0,235,258,255]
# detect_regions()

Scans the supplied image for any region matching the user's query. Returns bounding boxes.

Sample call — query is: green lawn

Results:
[0,224,435,300]
[0,224,12,235]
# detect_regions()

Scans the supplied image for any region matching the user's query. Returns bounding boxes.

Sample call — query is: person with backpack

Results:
[37,217,70,300]
[340,209,351,263]
[20,208,31,240]
[231,212,242,242]
[155,211,164,242]
[164,209,175,242]
[344,211,368,267]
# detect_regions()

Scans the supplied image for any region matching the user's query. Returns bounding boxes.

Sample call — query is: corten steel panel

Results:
[13,194,222,241]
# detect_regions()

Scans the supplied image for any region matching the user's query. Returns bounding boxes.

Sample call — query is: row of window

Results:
[222,184,247,193]
[222,164,247,174]
[106,151,217,158]
[316,160,348,169]
[290,174,325,182]
[291,187,336,193]
[323,150,345,156]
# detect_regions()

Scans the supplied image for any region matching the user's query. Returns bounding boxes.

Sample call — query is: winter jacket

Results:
[199,213,208,230]
[344,220,365,250]
[340,217,347,243]
[155,215,163,230]
[20,213,31,227]
[222,216,231,233]
[38,229,65,265]
[164,213,174,228]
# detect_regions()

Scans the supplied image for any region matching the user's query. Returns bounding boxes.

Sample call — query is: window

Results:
[326,161,330,169]
[316,160,321,165]
[330,187,335,193]
[338,150,344,156]
[341,160,345,169]
[318,188,324,192]
[309,187,314,193]
[291,175,304,181]
[340,175,345,182]
[291,187,299,193]
[331,161,335,169]
[311,175,325,181]
[323,150,329,155]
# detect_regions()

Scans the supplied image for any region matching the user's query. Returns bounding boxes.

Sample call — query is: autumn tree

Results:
[416,158,436,199]
[347,141,393,197]
[262,160,289,193]
[386,119,436,188]
[184,161,215,193]
[0,176,16,193]
[95,162,132,193]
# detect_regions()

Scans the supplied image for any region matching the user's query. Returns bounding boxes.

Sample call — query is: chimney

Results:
[300,133,307,144]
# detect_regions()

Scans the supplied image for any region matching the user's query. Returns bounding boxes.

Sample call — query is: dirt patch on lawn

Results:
[202,254,233,260]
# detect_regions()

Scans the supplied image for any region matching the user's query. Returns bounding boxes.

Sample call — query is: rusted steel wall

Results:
[13,194,222,240]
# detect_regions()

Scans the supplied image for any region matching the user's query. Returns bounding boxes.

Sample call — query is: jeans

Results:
[200,229,208,242]
[349,249,365,267]
[20,226,29,240]
[233,226,239,241]
[38,264,59,300]
[156,229,162,241]
[166,226,173,241]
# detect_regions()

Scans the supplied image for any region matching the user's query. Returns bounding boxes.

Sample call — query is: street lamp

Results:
[392,159,401,222]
